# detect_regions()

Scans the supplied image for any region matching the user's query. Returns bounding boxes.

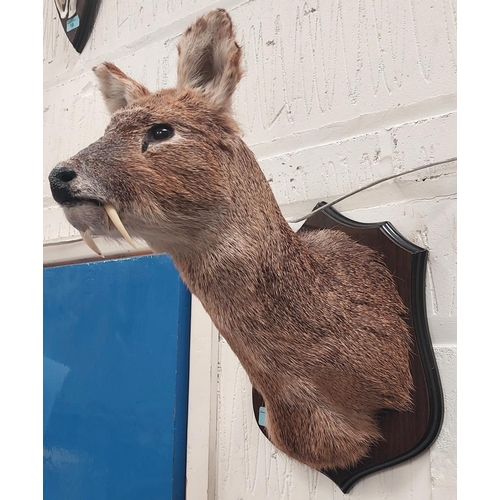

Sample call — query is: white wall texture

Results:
[43,0,457,498]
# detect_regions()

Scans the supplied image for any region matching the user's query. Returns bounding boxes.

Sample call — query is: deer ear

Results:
[176,9,242,113]
[93,62,150,114]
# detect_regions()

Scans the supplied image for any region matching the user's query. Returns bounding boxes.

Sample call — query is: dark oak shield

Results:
[53,0,102,53]
[252,202,444,493]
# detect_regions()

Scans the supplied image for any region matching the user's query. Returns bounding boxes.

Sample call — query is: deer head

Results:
[49,9,252,257]
[48,9,413,471]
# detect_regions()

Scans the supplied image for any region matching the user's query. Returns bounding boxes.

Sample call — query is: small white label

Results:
[258,406,267,426]
[66,14,80,32]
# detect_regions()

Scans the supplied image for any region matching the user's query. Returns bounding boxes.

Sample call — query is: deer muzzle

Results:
[48,165,137,255]
[48,166,78,204]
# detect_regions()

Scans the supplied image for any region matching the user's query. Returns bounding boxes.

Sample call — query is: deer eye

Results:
[149,124,174,141]
[142,124,175,153]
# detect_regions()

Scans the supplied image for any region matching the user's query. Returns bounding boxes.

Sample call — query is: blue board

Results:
[43,255,191,500]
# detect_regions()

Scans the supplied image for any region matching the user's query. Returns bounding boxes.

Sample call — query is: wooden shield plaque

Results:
[252,202,444,493]
[53,0,102,53]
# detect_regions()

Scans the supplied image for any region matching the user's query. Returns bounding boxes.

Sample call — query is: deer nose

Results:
[49,166,77,204]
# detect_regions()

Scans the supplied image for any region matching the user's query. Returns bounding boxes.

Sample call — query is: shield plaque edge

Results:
[252,202,445,493]
[53,0,102,54]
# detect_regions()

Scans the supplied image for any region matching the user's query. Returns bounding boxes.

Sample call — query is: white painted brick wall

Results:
[43,0,456,498]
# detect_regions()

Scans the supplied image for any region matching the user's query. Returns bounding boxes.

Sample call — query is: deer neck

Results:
[168,151,306,334]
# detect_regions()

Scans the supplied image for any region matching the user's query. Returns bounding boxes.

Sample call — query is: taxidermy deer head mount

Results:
[48,9,413,470]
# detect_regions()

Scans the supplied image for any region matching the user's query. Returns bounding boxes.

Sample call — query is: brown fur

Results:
[49,9,413,470]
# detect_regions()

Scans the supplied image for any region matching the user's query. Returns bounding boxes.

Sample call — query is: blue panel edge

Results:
[43,254,193,499]
[171,278,192,500]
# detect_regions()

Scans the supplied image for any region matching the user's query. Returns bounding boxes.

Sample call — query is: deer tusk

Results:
[103,203,136,248]
[79,229,104,257]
